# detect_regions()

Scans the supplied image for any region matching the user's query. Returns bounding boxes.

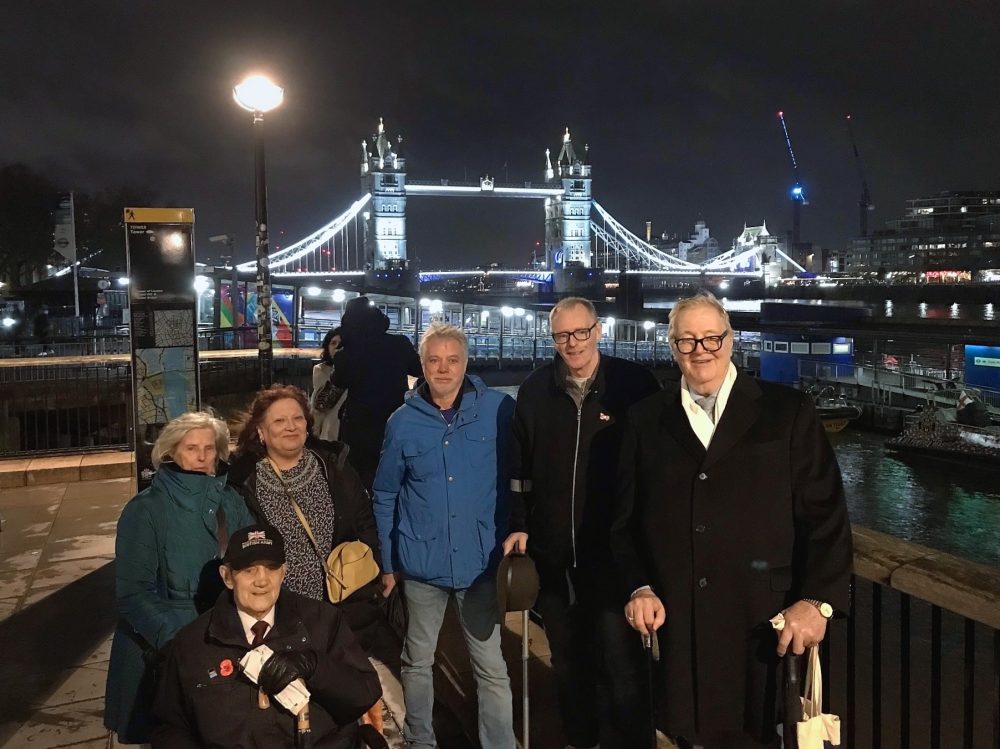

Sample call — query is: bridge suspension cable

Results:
[238,193,372,273]
[591,201,700,271]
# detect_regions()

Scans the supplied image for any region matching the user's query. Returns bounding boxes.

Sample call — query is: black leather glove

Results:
[259,649,318,695]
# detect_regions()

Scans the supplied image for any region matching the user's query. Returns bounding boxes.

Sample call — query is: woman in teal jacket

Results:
[104,411,254,745]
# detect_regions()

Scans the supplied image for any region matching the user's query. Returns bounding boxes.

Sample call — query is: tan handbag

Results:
[268,459,380,603]
[797,645,841,748]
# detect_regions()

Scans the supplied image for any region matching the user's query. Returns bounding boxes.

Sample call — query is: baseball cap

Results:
[223,524,286,570]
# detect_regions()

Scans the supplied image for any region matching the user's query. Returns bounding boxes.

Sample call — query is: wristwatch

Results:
[803,599,834,618]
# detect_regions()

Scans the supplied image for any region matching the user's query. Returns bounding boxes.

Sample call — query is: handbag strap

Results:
[265,457,327,567]
[802,645,823,717]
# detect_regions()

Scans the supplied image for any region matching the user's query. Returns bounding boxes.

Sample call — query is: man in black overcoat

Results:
[613,292,853,749]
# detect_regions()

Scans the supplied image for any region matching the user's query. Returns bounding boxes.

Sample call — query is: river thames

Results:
[831,429,1000,568]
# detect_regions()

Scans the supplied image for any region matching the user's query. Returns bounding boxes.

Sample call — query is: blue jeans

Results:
[401,576,515,749]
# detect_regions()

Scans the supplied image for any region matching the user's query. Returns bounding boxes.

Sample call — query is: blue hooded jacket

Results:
[372,374,514,589]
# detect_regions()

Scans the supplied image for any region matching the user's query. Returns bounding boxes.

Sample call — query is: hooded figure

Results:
[333,296,421,490]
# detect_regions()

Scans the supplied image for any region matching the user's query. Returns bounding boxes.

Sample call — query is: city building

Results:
[847,191,1000,275]
[651,220,720,264]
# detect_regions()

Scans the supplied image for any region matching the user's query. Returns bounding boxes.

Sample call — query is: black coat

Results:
[152,589,382,749]
[332,322,421,489]
[510,354,660,587]
[611,373,853,741]
[229,437,379,558]
[229,438,384,643]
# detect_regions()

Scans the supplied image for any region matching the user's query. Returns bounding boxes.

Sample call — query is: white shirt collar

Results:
[679,362,738,450]
[237,605,277,646]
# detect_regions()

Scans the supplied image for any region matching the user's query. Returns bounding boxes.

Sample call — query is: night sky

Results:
[4,1,999,269]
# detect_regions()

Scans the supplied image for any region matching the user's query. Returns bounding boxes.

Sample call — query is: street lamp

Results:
[233,73,284,387]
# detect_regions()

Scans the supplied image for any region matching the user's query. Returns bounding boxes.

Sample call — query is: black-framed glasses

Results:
[552,321,598,345]
[672,330,729,354]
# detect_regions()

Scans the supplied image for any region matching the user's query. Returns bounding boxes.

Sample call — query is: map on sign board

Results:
[134,347,197,425]
[153,309,194,347]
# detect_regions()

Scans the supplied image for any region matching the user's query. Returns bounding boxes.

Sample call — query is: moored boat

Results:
[887,408,1000,468]
[809,386,862,433]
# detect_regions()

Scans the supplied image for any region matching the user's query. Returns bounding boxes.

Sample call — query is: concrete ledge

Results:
[0,459,31,488]
[25,456,82,486]
[79,452,134,481]
[852,526,1000,629]
[0,452,132,488]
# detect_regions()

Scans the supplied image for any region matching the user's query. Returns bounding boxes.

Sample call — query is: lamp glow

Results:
[332,288,346,303]
[233,75,284,113]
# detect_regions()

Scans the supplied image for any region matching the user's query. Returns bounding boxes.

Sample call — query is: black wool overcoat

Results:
[611,373,853,742]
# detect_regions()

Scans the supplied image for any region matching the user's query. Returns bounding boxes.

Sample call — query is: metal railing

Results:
[798,359,1000,412]
[0,354,313,458]
[835,528,1000,748]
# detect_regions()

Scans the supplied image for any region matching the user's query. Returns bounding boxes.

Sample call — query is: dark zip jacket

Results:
[152,589,382,748]
[509,354,660,580]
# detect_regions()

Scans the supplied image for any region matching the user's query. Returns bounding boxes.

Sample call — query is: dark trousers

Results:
[534,564,652,749]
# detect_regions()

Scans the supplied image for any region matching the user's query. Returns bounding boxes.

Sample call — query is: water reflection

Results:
[830,430,1000,568]
[649,299,995,322]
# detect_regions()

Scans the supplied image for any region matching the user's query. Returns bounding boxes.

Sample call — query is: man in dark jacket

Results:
[504,297,661,749]
[615,292,852,748]
[153,524,383,748]
[333,296,422,490]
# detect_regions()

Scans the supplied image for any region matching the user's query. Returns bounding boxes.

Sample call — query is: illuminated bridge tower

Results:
[361,118,407,269]
[544,128,593,267]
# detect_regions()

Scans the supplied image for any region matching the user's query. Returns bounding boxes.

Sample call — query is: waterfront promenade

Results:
[0,453,673,748]
[2,452,998,747]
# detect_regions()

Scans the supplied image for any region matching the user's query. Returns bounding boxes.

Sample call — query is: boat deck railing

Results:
[799,359,1000,415]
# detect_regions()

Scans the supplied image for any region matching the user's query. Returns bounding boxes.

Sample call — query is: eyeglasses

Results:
[672,330,729,354]
[552,321,598,345]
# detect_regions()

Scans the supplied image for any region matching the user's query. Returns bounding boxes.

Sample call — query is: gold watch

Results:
[803,599,834,618]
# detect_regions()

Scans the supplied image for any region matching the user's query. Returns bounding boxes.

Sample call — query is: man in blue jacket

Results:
[373,323,516,749]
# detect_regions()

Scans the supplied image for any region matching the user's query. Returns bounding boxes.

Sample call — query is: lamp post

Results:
[233,74,283,387]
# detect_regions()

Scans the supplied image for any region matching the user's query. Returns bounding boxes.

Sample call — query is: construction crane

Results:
[777,110,807,246]
[845,114,875,237]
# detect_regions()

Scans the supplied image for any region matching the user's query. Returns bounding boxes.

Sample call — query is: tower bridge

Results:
[236,119,767,280]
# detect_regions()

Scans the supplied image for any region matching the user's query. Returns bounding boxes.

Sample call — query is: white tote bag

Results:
[797,645,841,748]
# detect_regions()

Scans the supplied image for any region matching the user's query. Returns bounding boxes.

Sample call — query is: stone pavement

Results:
[0,454,674,749]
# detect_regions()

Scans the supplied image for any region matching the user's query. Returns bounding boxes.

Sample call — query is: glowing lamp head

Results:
[233,75,284,113]
[791,186,804,198]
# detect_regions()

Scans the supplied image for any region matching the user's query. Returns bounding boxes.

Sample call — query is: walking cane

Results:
[782,654,802,749]
[521,608,531,749]
[642,633,659,749]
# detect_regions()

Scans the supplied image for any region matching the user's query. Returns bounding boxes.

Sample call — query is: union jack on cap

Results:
[247,530,267,541]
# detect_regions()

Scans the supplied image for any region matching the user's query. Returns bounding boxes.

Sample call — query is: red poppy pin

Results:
[219,659,234,677]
